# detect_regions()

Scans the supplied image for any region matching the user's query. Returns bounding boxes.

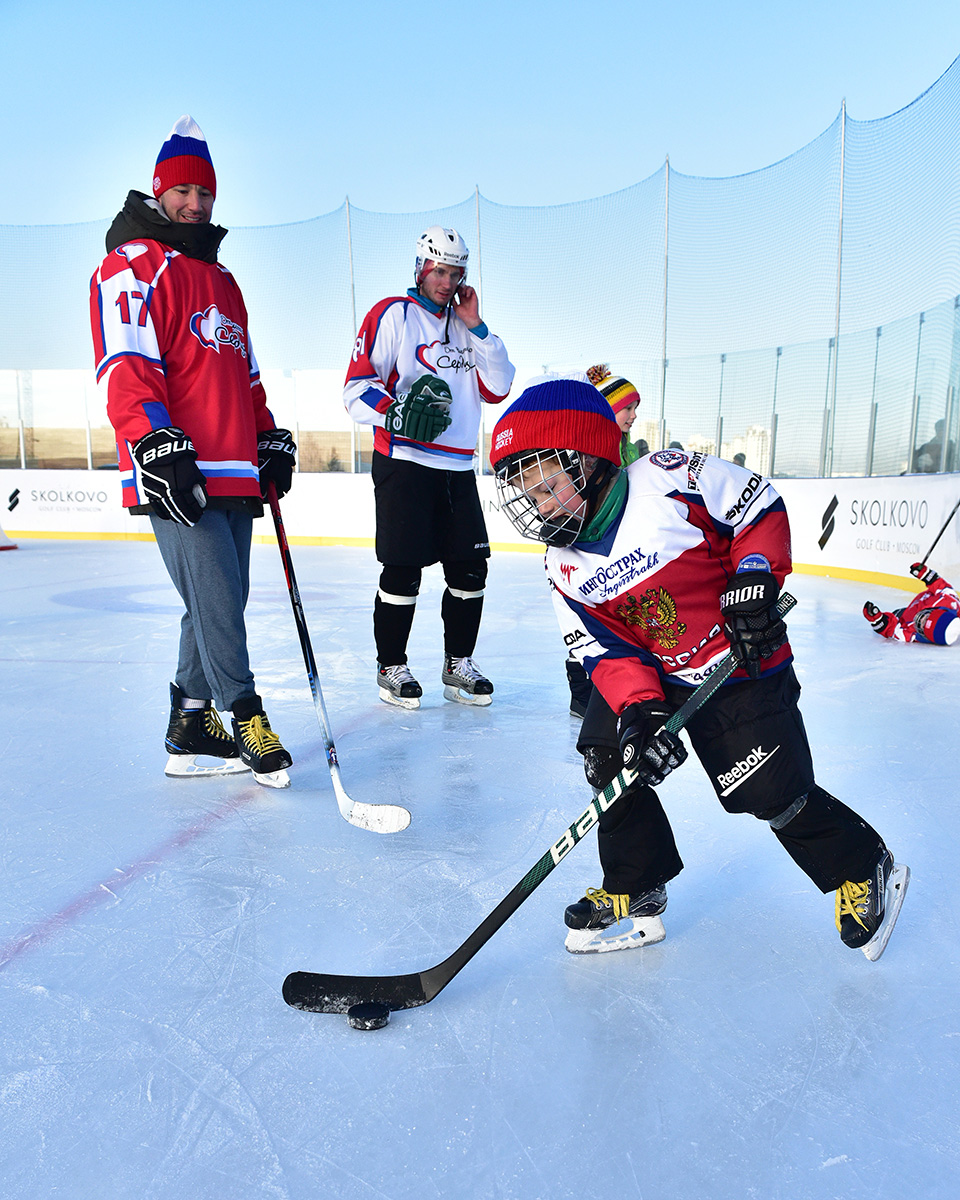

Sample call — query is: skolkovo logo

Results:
[819,495,838,550]
[7,488,19,513]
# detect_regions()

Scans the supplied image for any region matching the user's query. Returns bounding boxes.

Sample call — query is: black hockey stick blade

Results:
[283,593,796,1013]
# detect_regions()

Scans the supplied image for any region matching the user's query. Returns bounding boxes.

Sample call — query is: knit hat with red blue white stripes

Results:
[153,115,217,199]
[489,377,622,470]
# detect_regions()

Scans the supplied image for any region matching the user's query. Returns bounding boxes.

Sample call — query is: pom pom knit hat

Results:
[153,115,217,199]
[490,378,622,470]
[586,363,640,414]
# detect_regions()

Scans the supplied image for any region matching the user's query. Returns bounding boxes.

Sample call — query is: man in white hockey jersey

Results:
[344,226,515,707]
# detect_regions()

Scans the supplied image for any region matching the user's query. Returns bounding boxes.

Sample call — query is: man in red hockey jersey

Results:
[89,116,296,786]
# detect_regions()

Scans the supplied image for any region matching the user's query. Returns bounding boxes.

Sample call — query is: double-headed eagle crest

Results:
[615,586,687,650]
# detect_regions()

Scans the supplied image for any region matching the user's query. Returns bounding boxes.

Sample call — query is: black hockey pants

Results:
[578,665,884,895]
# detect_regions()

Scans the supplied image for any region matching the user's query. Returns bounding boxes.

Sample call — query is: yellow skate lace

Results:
[835,879,871,932]
[202,708,232,742]
[584,888,631,922]
[237,714,282,756]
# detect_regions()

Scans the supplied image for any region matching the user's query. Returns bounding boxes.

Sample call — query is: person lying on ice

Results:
[863,563,960,645]
[489,377,908,961]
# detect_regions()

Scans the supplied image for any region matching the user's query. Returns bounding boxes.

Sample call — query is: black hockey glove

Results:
[720,569,786,678]
[132,426,207,525]
[257,428,297,500]
[618,700,688,787]
[385,376,453,443]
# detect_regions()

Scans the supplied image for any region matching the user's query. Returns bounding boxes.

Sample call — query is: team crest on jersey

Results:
[115,243,149,263]
[416,341,476,374]
[650,449,688,470]
[559,562,576,585]
[616,586,687,650]
[189,305,247,358]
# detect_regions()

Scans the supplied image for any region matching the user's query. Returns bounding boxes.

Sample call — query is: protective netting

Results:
[2,55,959,477]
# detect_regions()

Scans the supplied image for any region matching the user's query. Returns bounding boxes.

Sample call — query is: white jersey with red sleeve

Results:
[90,239,276,507]
[547,450,793,715]
[343,292,515,471]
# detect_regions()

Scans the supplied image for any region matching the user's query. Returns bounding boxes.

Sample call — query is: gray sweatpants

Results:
[151,509,257,712]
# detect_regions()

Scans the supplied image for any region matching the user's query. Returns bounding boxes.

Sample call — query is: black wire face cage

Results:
[494,448,589,547]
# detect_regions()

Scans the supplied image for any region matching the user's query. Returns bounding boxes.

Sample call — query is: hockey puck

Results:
[347,1001,391,1030]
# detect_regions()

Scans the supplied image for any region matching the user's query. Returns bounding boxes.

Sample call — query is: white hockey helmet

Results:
[415,225,468,286]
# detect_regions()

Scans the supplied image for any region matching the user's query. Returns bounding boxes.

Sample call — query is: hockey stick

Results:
[921,496,960,565]
[282,593,796,1013]
[267,484,411,834]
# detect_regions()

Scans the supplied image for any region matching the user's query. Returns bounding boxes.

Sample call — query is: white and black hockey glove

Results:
[618,700,688,787]
[132,426,208,525]
[720,568,787,678]
[385,376,453,443]
[257,428,297,500]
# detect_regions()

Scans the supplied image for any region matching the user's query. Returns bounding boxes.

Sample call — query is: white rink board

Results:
[2,466,958,585]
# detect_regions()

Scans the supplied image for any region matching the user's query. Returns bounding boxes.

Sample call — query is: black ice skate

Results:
[164,683,249,778]
[231,707,293,789]
[835,848,910,961]
[377,662,423,709]
[563,885,667,954]
[441,654,494,707]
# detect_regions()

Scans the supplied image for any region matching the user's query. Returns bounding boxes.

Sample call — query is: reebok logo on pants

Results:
[717,744,780,797]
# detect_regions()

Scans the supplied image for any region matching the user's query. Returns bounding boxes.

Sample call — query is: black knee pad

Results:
[443,560,487,594]
[379,564,422,598]
[583,745,621,793]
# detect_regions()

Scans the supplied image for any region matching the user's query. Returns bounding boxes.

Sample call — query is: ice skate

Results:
[441,655,494,706]
[164,683,250,778]
[835,848,909,961]
[377,663,422,709]
[563,885,667,954]
[231,710,292,789]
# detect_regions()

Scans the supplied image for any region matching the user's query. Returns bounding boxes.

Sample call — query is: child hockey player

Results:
[863,563,960,645]
[490,377,908,961]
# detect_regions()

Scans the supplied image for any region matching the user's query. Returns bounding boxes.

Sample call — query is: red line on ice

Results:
[0,789,261,970]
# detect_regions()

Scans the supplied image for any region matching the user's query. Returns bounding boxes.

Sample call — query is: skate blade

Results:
[564,914,666,955]
[379,687,421,710]
[253,768,291,789]
[862,862,910,961]
[164,753,251,778]
[442,684,492,707]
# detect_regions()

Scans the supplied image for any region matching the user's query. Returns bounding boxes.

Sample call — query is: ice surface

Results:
[1,539,957,1199]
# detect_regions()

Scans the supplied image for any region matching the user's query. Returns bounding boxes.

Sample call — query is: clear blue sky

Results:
[2,0,959,228]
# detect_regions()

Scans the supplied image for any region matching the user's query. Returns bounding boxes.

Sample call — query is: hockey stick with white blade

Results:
[282,593,796,1012]
[268,485,411,834]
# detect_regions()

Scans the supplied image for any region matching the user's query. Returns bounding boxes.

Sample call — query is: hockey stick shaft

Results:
[267,485,410,833]
[282,593,796,1012]
[922,496,960,564]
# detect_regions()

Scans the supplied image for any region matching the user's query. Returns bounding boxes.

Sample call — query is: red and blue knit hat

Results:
[152,115,217,199]
[490,378,622,470]
[915,606,960,645]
